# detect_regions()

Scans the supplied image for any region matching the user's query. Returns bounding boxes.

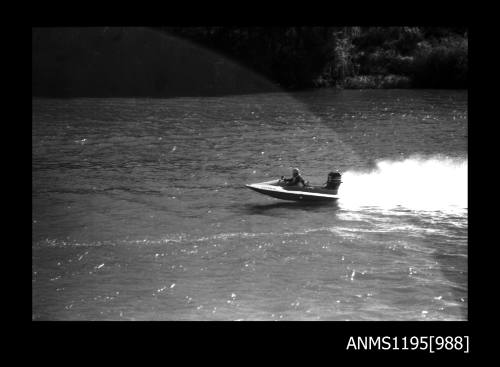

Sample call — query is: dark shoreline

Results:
[32,27,467,99]
[32,85,468,100]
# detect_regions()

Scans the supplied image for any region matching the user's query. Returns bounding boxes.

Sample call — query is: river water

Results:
[32,89,467,320]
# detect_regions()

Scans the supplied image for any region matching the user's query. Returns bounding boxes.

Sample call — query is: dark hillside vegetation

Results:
[165,26,467,89]
[32,27,467,97]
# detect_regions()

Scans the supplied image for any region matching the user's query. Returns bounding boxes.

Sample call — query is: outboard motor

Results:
[326,171,342,194]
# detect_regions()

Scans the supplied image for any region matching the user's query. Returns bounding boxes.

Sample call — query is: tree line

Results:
[161,26,468,89]
[32,27,467,98]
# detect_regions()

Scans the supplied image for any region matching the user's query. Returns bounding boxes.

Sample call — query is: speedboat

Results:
[245,173,342,202]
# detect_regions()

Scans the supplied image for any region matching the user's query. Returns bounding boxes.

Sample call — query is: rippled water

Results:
[32,89,467,320]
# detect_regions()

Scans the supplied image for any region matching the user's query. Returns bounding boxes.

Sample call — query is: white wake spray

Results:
[339,155,467,213]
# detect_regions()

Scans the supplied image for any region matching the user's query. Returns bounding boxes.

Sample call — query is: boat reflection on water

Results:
[243,200,340,215]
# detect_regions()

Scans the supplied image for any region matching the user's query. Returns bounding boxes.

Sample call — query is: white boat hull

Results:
[245,180,340,202]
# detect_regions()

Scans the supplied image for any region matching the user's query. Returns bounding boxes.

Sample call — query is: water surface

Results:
[32,89,467,320]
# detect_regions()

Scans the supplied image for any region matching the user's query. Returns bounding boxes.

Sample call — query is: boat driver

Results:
[281,168,306,187]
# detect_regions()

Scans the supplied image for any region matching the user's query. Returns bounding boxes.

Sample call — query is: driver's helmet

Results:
[292,168,300,176]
